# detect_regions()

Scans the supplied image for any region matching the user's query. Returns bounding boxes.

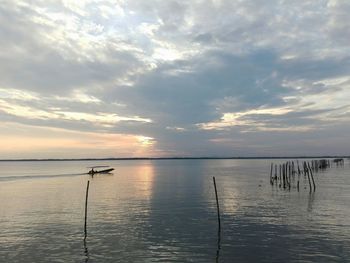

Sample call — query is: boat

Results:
[87,166,115,175]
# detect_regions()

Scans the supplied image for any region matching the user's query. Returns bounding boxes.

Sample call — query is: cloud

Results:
[1,0,350,157]
[327,0,350,45]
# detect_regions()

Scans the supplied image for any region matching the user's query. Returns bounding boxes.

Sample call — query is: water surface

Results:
[0,159,349,262]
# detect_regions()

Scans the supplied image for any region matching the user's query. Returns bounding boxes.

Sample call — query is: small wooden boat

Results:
[87,167,114,175]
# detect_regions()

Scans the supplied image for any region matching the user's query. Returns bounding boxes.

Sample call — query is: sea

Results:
[0,159,349,262]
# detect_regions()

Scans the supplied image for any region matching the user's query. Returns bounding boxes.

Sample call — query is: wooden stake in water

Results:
[213,177,221,263]
[275,164,278,186]
[307,162,316,192]
[283,163,286,189]
[279,165,282,188]
[84,180,90,240]
[213,177,221,232]
[270,163,273,185]
[304,162,312,193]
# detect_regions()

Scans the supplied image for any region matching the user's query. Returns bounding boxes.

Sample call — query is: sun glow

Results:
[137,136,155,147]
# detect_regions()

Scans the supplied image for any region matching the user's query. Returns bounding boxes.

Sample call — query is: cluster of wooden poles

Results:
[268,159,332,193]
[334,158,345,166]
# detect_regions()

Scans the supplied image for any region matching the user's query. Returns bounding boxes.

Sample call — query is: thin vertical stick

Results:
[304,162,312,193]
[279,165,282,188]
[307,162,316,192]
[213,177,221,232]
[288,162,291,177]
[213,177,221,263]
[287,162,291,190]
[84,180,90,240]
[275,164,277,186]
[283,164,286,189]
[270,163,273,185]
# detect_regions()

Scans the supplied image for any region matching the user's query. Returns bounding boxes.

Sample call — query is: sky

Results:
[1,0,350,159]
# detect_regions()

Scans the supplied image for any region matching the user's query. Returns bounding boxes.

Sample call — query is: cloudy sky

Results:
[1,0,350,158]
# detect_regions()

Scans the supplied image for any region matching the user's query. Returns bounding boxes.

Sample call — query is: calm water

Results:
[0,159,349,262]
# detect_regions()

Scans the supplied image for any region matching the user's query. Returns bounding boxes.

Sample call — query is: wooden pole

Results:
[297,160,301,175]
[275,164,278,186]
[307,162,316,192]
[213,177,221,263]
[304,162,312,193]
[282,164,286,189]
[213,177,221,232]
[270,163,273,185]
[284,163,287,189]
[279,165,282,188]
[84,180,90,240]
[288,162,291,189]
[284,163,289,189]
[288,162,291,178]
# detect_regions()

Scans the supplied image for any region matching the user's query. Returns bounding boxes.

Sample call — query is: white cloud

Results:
[0,88,39,101]
[197,107,294,130]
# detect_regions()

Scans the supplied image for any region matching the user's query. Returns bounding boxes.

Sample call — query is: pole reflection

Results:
[307,192,315,212]
[83,238,89,263]
[216,226,221,263]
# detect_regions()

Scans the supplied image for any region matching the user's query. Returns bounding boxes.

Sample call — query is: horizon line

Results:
[0,155,349,162]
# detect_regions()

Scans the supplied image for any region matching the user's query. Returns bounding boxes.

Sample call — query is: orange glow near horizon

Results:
[0,122,158,159]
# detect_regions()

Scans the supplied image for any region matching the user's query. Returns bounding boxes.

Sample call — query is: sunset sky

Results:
[1,0,350,158]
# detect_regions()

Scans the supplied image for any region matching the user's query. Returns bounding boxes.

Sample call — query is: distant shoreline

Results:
[0,156,349,162]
